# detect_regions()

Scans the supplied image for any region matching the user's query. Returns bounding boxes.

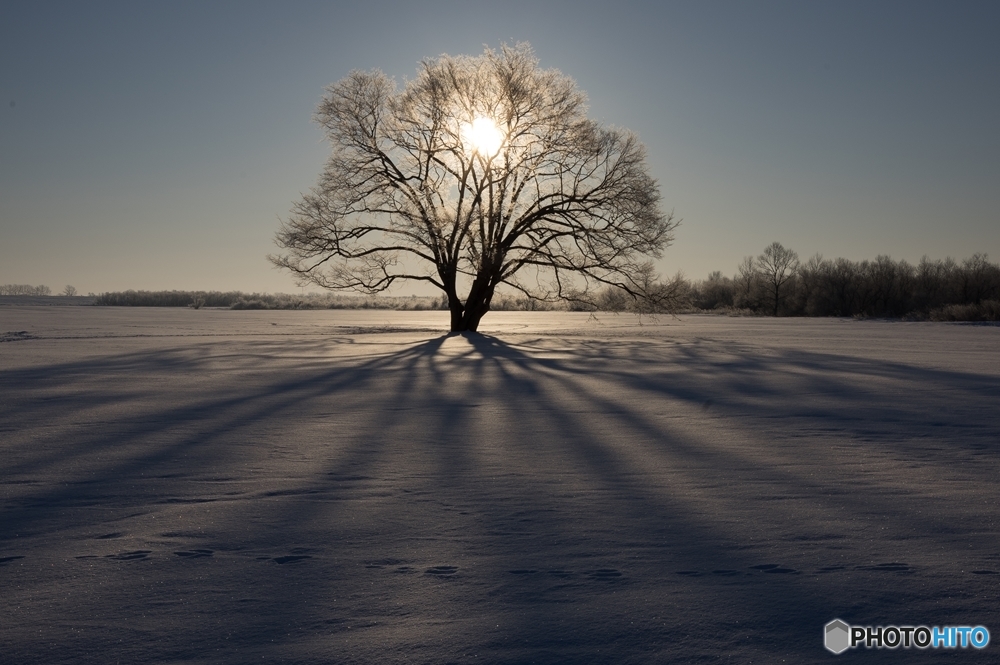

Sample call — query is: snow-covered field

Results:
[2,306,998,663]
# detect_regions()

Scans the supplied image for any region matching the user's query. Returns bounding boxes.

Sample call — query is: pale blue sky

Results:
[2,1,998,294]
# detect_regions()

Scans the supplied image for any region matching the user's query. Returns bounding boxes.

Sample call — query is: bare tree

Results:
[757,242,799,316]
[271,44,678,331]
[733,256,760,310]
[62,285,77,297]
[795,253,825,315]
[0,284,51,296]
[692,270,734,310]
[959,253,998,304]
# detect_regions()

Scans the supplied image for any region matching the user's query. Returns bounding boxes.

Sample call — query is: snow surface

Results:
[2,306,998,663]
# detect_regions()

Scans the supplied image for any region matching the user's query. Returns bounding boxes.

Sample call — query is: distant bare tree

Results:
[595,285,631,312]
[733,256,760,310]
[271,44,678,331]
[757,242,799,316]
[0,284,51,296]
[866,255,913,315]
[794,254,825,315]
[693,270,734,309]
[629,265,690,314]
[914,255,953,309]
[62,285,77,297]
[959,253,999,304]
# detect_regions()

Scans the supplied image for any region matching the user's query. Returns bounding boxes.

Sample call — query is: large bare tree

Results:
[757,242,799,316]
[271,44,678,331]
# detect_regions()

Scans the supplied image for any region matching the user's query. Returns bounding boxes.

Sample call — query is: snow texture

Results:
[2,307,998,663]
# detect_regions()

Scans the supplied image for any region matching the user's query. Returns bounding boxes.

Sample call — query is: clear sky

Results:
[2,0,998,295]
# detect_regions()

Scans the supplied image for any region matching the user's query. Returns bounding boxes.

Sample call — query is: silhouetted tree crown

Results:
[757,242,799,316]
[271,44,677,331]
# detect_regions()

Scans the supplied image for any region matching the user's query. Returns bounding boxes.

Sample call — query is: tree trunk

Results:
[463,299,490,332]
[442,267,467,331]
[449,300,465,331]
[451,273,496,332]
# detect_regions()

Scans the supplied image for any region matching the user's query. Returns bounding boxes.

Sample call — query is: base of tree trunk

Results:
[449,316,484,333]
[449,293,490,332]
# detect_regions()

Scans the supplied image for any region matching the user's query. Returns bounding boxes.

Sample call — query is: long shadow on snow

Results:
[2,330,998,664]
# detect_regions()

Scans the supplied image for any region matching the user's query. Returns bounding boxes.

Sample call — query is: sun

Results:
[461,116,504,157]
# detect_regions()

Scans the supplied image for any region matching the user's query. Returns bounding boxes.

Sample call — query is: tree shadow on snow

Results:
[2,329,998,663]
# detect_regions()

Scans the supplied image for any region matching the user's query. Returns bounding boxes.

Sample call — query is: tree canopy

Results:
[271,44,678,331]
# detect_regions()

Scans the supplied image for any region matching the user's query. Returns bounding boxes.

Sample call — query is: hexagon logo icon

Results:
[825,619,851,654]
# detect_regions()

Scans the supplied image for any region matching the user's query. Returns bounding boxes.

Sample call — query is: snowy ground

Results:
[2,306,998,663]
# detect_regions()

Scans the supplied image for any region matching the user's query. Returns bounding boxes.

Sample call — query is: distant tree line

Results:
[78,248,1000,322]
[91,290,563,311]
[685,244,1000,321]
[92,290,441,310]
[0,284,51,296]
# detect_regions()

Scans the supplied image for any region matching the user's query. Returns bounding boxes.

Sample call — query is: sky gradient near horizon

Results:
[2,1,998,295]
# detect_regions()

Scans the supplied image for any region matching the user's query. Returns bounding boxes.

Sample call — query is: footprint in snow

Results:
[365,558,404,569]
[425,565,458,576]
[857,562,911,573]
[174,549,214,559]
[106,550,151,561]
[272,555,311,564]
[0,331,33,342]
[751,564,799,574]
[587,568,623,580]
